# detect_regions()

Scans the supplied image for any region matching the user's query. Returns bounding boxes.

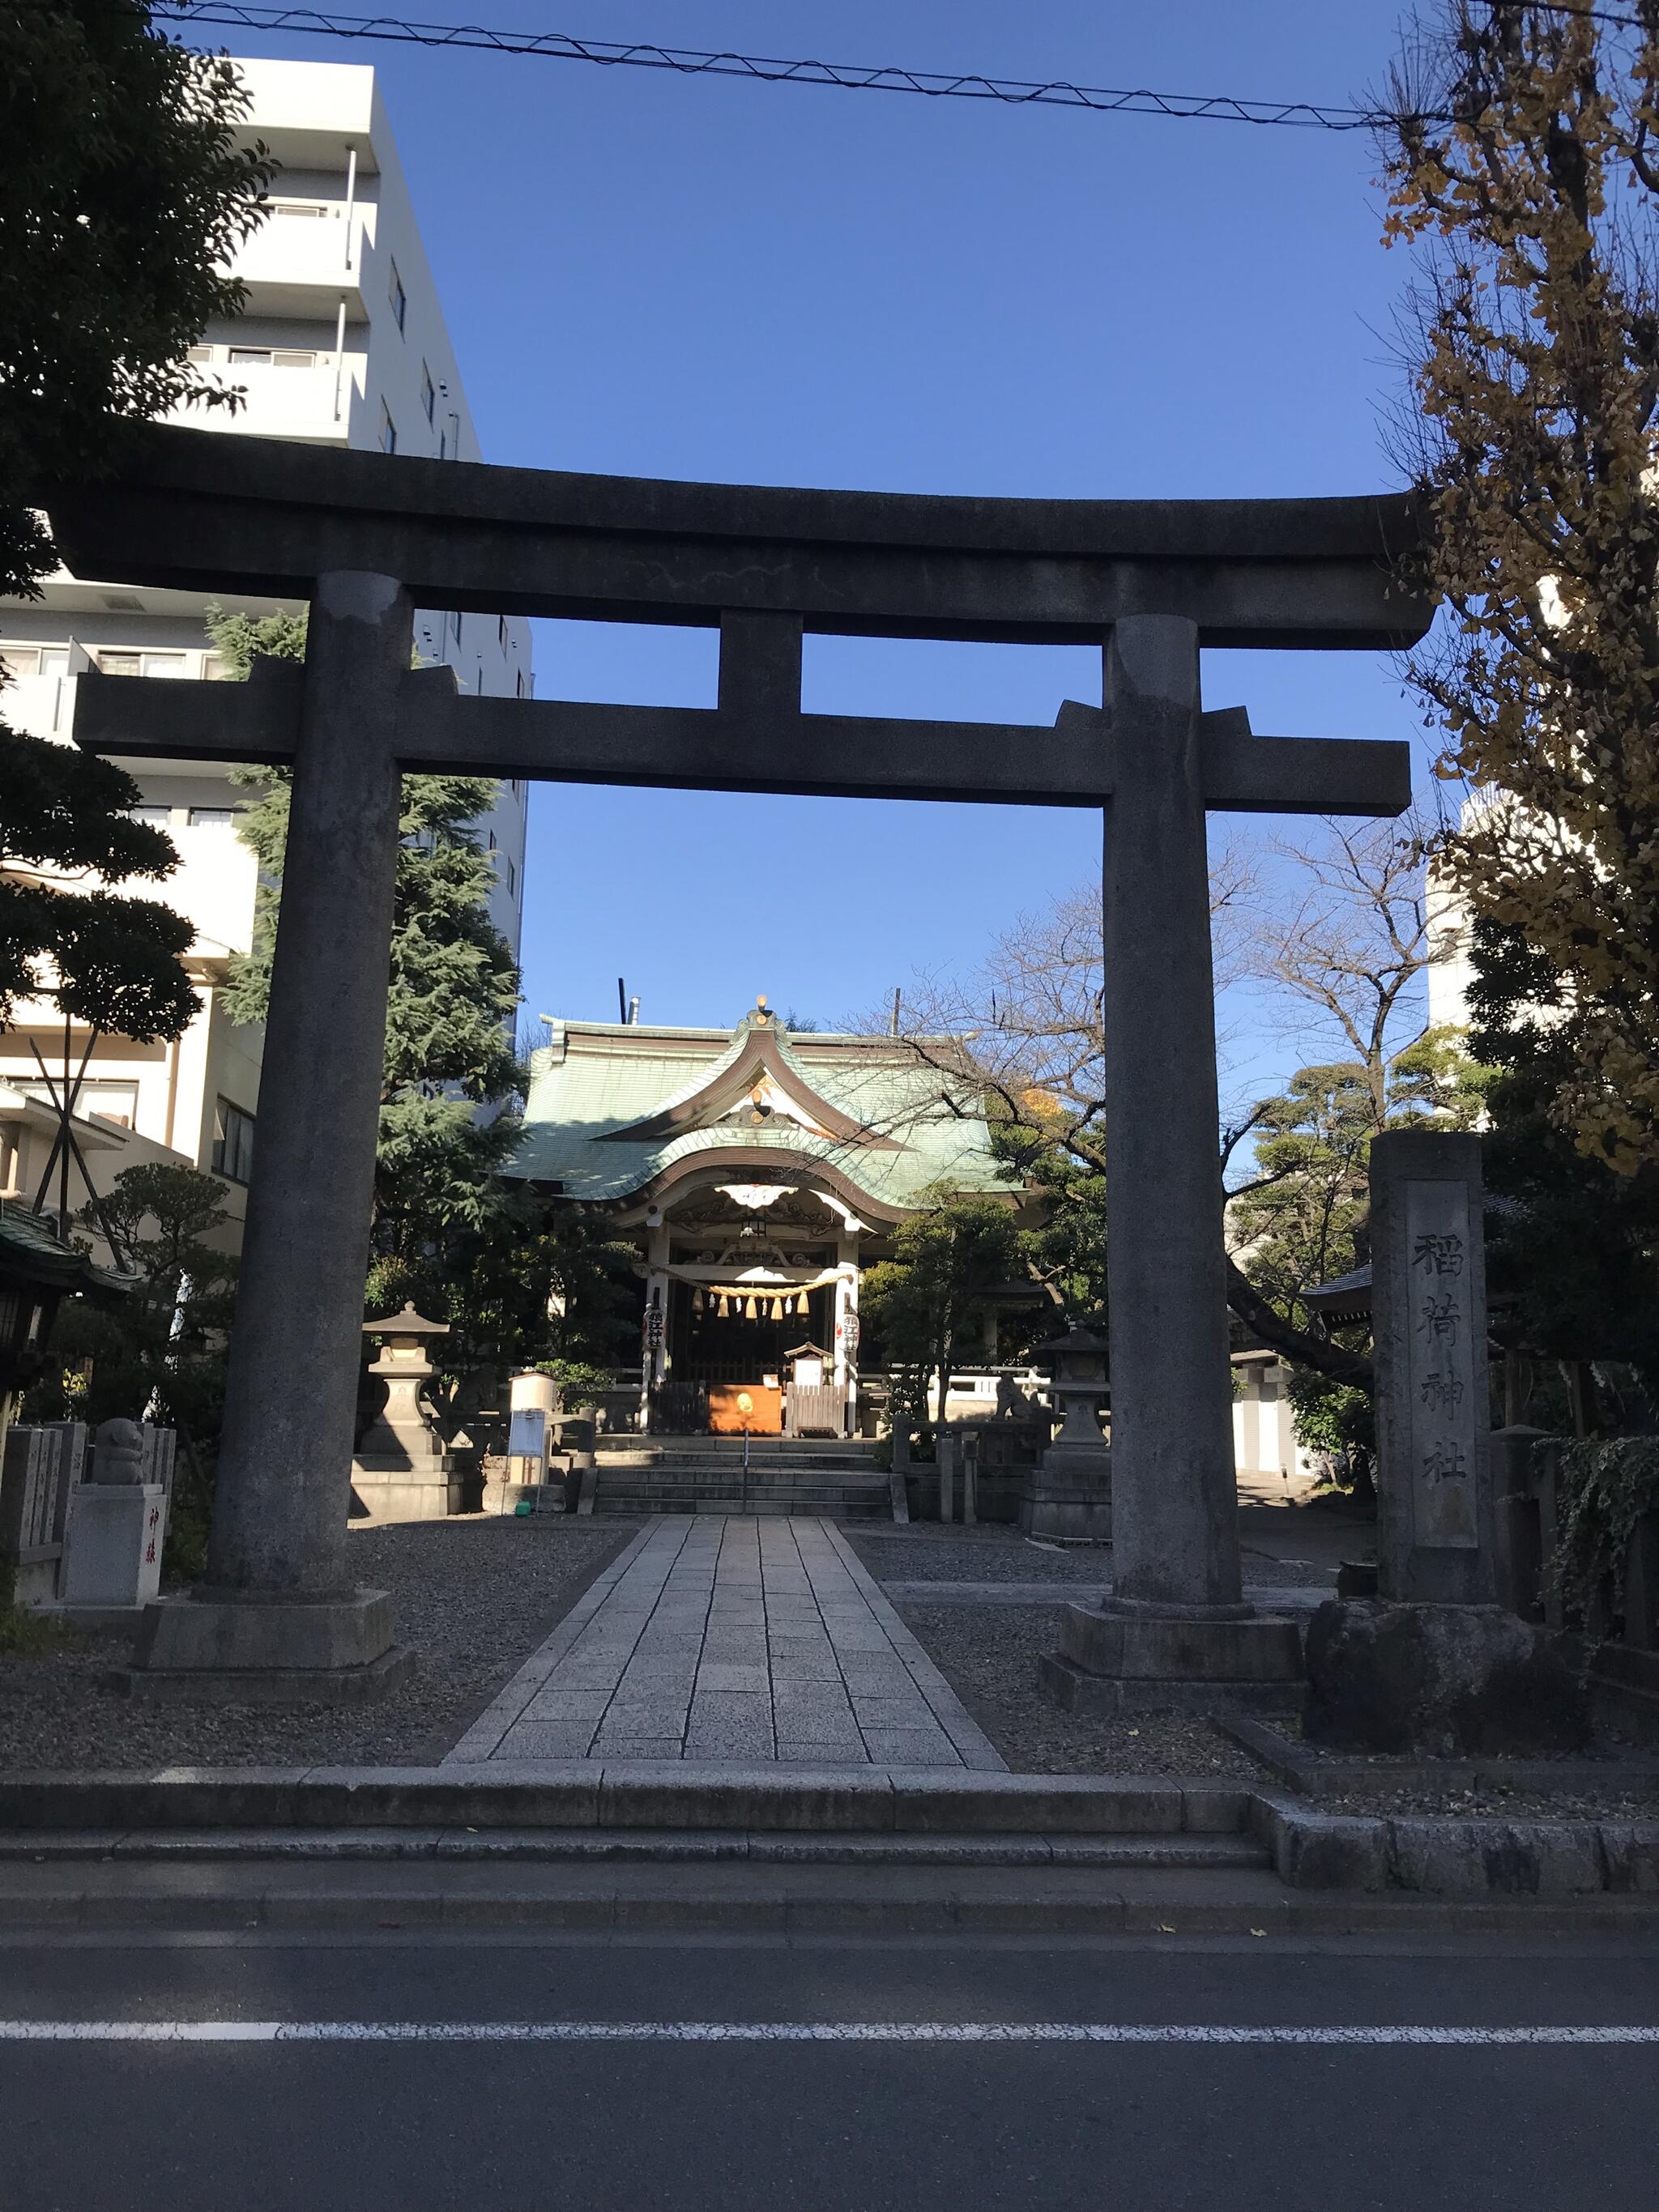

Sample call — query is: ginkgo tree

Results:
[1379,0,1659,1172]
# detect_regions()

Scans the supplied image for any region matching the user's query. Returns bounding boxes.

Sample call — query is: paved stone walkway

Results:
[447,1518,1005,1770]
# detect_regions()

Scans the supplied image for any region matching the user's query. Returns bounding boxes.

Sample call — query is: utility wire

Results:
[147,4,1427,130]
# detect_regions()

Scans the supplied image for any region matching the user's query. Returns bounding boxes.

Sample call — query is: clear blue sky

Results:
[220,2,1431,1091]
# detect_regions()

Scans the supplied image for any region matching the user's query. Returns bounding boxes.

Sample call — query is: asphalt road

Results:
[3,1929,1657,2210]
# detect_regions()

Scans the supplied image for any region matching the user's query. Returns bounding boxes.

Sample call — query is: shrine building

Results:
[505,999,1023,1435]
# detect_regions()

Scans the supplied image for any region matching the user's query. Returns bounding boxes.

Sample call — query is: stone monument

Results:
[59,1418,168,1613]
[1019,1325,1112,1541]
[350,1304,464,1523]
[484,1370,560,1515]
[1303,1129,1584,1754]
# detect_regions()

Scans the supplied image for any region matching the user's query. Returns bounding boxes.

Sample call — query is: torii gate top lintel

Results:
[43,422,1431,651]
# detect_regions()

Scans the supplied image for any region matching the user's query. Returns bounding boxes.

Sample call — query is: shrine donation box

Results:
[709,1385,783,1435]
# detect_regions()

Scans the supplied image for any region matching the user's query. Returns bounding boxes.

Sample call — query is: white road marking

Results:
[0,2021,1657,2045]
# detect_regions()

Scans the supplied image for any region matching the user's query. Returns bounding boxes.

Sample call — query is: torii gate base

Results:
[49,427,1422,1707]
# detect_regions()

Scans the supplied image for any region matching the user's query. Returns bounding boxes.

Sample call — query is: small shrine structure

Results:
[505,999,1024,1435]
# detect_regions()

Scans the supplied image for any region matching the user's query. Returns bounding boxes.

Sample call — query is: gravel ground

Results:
[849,1530,1109,1584]
[850,1527,1339,1594]
[1312,1779,1659,1819]
[0,1518,636,1773]
[896,1601,1279,1779]
[1236,1554,1339,1589]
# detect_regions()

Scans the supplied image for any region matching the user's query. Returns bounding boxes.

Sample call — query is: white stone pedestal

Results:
[60,1485,166,1609]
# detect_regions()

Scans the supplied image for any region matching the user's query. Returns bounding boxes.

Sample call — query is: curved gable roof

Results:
[505,1010,1016,1213]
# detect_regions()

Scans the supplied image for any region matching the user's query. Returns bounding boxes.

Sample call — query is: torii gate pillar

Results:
[1043,616,1303,1710]
[130,573,416,1699]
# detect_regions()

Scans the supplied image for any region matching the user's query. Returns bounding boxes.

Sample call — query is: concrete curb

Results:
[2,1764,1655,1901]
[0,1827,1268,1871]
[0,1767,1251,1838]
[1249,1789,1659,1898]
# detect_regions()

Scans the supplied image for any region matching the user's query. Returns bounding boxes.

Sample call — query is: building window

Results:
[514,671,525,701]
[98,650,187,680]
[450,609,463,646]
[388,259,407,332]
[186,343,214,364]
[212,1098,256,1184]
[188,806,233,827]
[227,347,315,369]
[203,654,229,680]
[505,855,516,898]
[130,804,173,825]
[421,364,436,424]
[487,830,497,852]
[497,615,509,648]
[273,200,330,219]
[379,403,397,454]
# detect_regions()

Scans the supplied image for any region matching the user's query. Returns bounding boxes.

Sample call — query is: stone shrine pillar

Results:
[1371,1130,1493,1601]
[129,572,416,1698]
[1046,617,1301,1708]
[1304,1129,1584,1752]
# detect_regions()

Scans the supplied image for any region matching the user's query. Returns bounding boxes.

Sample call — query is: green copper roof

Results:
[505,1012,1017,1214]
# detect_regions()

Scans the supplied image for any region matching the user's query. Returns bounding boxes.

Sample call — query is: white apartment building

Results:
[0,60,533,1248]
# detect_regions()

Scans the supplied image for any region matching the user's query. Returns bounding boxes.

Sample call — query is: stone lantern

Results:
[1018,1323,1112,1542]
[350,1302,463,1523]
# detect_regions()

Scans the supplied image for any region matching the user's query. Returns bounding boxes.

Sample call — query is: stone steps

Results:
[600,1450,877,1473]
[592,1447,893,1516]
[592,1475,893,1519]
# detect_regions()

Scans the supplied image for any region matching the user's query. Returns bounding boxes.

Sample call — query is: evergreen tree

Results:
[1230,1034,1488,1474]
[861,1193,1024,1449]
[0,1,271,596]
[206,607,522,1267]
[0,727,196,1040]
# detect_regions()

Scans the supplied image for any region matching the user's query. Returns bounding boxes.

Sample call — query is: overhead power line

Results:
[148,5,1419,130]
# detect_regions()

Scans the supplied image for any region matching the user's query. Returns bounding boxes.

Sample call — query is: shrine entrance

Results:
[507,1001,1004,1440]
[49,421,1426,1698]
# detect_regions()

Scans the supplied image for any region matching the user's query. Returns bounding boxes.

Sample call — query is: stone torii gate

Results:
[49,426,1427,1699]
